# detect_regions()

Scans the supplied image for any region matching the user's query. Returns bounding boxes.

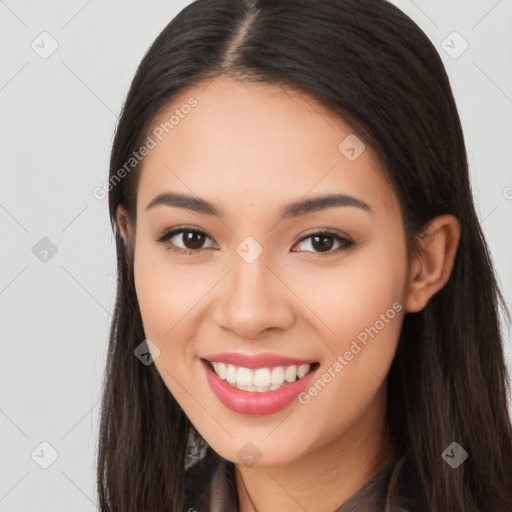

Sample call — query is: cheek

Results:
[133,245,206,407]
[322,244,407,439]
[133,242,206,339]
[290,243,408,350]
[292,244,407,436]
[132,238,219,404]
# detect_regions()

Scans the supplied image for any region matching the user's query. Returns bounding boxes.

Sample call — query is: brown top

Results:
[184,447,428,512]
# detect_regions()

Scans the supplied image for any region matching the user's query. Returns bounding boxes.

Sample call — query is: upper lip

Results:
[202,352,318,369]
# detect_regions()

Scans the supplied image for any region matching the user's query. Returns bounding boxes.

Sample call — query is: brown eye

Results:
[310,234,335,252]
[181,230,206,250]
[293,231,355,256]
[156,227,216,255]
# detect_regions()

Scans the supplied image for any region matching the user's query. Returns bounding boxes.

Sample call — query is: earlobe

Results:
[405,214,461,313]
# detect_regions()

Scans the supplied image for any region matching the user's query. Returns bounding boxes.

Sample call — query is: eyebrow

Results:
[145,191,373,219]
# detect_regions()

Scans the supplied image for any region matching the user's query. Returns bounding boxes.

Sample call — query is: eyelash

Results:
[155,227,355,258]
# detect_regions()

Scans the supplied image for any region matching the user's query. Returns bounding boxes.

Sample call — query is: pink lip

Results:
[201,359,319,415]
[202,351,317,369]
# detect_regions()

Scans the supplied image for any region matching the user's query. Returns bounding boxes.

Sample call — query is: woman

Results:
[96,0,512,510]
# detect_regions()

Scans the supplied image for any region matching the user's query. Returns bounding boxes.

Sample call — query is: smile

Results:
[208,361,313,392]
[201,356,320,415]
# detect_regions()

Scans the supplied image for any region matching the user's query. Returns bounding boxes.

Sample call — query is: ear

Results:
[116,205,134,249]
[405,214,461,313]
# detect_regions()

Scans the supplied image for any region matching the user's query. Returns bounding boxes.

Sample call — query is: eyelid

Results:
[155,226,211,244]
[296,227,352,243]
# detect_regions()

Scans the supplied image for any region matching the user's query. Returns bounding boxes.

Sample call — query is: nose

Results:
[213,250,296,340]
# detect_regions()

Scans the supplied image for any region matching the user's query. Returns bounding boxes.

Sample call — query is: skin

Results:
[117,76,460,512]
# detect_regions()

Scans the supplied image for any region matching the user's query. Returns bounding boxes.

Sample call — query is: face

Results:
[121,76,412,467]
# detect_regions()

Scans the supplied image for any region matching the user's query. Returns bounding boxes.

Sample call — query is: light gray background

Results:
[1,1,511,510]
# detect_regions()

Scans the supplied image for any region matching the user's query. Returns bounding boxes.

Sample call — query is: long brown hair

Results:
[97,0,512,510]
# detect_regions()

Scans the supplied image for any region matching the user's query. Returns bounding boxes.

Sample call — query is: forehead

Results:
[136,76,397,216]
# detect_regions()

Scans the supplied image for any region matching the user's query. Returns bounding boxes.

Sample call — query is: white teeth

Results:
[253,368,271,387]
[226,364,237,384]
[209,362,313,392]
[216,362,227,380]
[297,364,310,378]
[237,367,253,387]
[284,365,297,383]
[271,366,285,386]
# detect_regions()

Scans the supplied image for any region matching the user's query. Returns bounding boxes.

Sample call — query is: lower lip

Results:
[202,359,319,415]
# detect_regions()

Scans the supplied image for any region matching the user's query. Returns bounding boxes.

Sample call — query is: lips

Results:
[201,354,320,415]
